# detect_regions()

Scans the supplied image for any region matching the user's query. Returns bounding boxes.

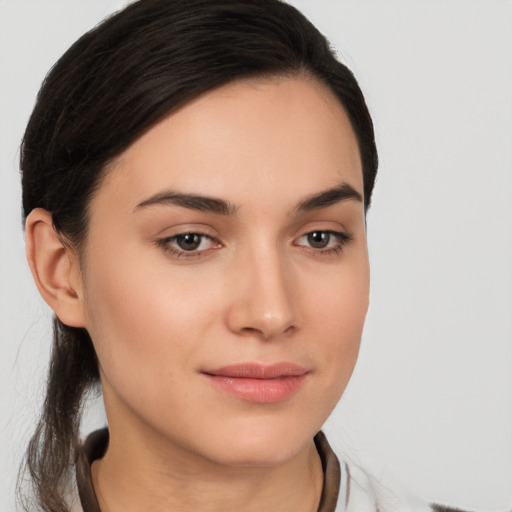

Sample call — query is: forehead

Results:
[94,76,362,214]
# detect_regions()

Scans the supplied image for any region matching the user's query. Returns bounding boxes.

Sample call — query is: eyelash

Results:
[294,230,352,257]
[156,232,220,259]
[156,230,352,259]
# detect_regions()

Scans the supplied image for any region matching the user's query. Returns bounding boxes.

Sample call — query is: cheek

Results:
[80,248,223,392]
[306,246,369,327]
[304,255,369,385]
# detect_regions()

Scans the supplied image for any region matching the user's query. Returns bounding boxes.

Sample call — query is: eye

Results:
[174,233,207,251]
[157,232,221,258]
[295,230,352,255]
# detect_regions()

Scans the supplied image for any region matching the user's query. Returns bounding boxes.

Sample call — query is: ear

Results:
[25,208,86,328]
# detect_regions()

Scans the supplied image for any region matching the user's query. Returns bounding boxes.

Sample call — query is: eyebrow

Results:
[293,182,363,214]
[134,182,362,216]
[134,190,238,216]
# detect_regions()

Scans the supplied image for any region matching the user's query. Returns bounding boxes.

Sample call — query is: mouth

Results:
[202,362,310,403]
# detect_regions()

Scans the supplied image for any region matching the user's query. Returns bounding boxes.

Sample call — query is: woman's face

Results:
[79,77,369,466]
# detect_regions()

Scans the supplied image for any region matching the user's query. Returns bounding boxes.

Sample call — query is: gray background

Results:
[1,1,511,510]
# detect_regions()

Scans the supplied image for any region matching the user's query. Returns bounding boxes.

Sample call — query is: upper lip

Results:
[203,362,309,379]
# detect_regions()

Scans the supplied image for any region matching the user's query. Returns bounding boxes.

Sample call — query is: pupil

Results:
[308,231,329,249]
[177,234,201,251]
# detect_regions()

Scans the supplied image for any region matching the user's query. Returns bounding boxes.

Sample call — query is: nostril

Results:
[238,323,296,341]
[240,327,269,340]
[283,325,296,337]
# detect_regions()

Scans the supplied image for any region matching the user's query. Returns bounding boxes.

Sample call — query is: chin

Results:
[206,440,308,468]
[190,415,319,468]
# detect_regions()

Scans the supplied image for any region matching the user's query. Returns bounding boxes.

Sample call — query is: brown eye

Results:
[176,233,202,251]
[307,231,331,249]
[295,230,352,255]
[158,232,221,258]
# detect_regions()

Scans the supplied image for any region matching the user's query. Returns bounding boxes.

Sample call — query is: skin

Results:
[26,76,369,511]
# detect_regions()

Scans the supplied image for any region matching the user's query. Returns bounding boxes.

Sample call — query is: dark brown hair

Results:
[19,0,378,510]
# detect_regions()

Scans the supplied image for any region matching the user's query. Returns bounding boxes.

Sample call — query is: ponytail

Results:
[20,319,99,512]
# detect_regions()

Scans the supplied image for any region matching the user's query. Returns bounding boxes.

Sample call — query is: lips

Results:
[202,363,309,403]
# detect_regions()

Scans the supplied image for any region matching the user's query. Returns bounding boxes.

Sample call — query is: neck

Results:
[91,430,323,512]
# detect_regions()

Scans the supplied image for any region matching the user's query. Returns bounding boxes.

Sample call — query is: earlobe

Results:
[25,208,86,328]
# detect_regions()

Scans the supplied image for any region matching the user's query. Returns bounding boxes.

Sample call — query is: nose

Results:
[225,246,297,341]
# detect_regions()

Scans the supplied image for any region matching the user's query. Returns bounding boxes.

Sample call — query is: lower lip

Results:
[204,374,308,403]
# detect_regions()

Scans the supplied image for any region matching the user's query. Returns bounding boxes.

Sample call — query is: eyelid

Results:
[154,225,352,260]
[293,229,353,255]
[156,230,223,259]
[152,221,219,238]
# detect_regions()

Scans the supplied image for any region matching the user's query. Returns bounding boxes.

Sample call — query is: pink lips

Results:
[203,363,309,403]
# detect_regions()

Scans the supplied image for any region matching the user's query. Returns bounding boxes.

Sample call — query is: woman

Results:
[15,0,477,511]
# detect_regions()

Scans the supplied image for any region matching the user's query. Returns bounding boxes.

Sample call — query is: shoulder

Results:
[431,507,473,512]
[316,431,431,512]
[317,433,475,512]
